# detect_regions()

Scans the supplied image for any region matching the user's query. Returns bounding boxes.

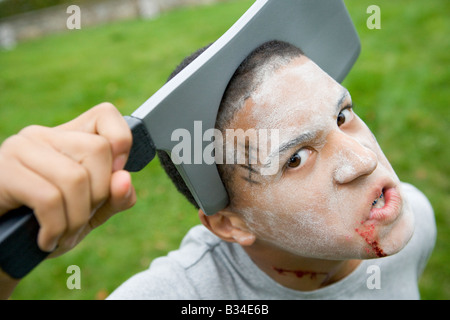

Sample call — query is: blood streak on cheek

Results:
[355,223,387,258]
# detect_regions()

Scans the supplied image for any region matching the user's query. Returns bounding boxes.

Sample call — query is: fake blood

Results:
[272,267,328,279]
[355,223,387,258]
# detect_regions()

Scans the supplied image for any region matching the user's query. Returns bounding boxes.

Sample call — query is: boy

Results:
[0,41,436,299]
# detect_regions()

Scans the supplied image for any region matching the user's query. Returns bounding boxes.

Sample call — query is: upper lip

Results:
[367,177,397,209]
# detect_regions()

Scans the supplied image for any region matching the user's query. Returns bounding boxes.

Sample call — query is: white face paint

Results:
[227,56,415,259]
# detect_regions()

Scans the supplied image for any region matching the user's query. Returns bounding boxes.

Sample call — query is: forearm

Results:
[0,269,20,300]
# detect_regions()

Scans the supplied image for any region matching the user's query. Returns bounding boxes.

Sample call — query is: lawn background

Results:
[0,0,448,299]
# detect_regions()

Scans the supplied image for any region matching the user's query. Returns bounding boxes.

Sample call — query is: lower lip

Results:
[369,187,402,223]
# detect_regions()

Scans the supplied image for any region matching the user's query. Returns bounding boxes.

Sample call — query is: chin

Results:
[364,196,416,259]
[380,200,416,256]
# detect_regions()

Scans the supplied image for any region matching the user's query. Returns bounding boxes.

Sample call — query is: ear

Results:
[198,209,256,246]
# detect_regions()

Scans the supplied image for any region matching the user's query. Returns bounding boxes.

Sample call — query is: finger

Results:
[0,150,66,252]
[87,170,136,231]
[2,132,92,250]
[20,126,112,209]
[57,103,132,171]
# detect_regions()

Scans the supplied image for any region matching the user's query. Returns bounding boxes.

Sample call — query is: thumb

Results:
[88,170,136,230]
[48,170,136,259]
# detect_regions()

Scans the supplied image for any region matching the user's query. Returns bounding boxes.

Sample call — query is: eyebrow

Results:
[264,131,316,168]
[337,90,352,112]
[263,90,351,169]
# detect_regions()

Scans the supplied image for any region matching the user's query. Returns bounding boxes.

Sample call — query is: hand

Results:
[0,103,136,257]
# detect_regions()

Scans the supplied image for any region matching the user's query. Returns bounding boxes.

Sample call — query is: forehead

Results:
[231,55,345,131]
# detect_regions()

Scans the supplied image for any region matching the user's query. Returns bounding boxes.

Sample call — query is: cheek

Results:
[357,119,394,171]
[242,181,362,259]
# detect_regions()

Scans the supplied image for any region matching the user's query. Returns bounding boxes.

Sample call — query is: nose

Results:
[328,131,378,184]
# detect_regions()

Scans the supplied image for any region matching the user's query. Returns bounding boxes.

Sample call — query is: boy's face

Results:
[227,55,415,259]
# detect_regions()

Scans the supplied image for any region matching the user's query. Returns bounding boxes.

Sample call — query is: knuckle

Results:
[85,135,113,163]
[0,135,20,155]
[91,135,111,154]
[40,186,63,210]
[18,124,47,137]
[64,163,89,187]
[96,102,117,114]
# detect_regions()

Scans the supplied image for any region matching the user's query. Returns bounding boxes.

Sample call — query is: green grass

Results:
[0,0,448,299]
[344,0,450,300]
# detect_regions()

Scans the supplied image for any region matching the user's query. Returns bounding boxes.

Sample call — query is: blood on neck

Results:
[272,266,328,280]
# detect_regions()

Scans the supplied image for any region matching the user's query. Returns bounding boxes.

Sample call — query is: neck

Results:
[243,240,362,291]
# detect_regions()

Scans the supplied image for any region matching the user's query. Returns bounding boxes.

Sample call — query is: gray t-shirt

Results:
[108,183,436,299]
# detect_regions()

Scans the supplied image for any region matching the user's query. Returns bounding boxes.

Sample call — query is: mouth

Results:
[368,185,403,224]
[371,190,385,208]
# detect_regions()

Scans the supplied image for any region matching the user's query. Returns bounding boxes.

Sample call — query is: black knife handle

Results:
[123,116,156,172]
[0,206,49,279]
[0,116,156,279]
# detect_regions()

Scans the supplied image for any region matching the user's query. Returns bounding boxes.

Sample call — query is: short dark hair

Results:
[157,40,304,209]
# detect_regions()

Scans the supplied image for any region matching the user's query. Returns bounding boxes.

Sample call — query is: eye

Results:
[287,148,312,169]
[337,107,354,127]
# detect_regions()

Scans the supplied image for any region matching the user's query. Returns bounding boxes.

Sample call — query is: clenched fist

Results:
[0,103,137,256]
